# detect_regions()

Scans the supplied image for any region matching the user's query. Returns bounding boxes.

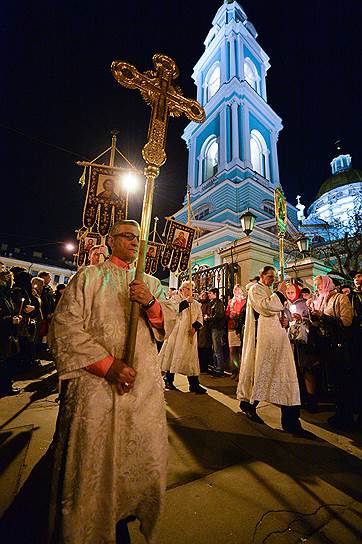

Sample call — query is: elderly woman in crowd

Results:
[226,284,246,379]
[237,266,311,438]
[308,275,353,429]
[0,270,22,396]
[285,283,319,412]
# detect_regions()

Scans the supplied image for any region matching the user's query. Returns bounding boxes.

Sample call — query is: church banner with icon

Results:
[75,227,102,267]
[83,166,126,235]
[274,186,287,235]
[160,219,196,272]
[145,241,164,275]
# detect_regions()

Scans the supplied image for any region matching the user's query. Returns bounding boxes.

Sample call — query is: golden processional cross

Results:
[111,53,205,367]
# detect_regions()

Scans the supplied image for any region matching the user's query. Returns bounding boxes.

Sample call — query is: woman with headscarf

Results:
[226,284,246,379]
[285,283,318,412]
[308,275,353,429]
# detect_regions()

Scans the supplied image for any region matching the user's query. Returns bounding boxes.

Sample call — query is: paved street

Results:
[1,363,362,543]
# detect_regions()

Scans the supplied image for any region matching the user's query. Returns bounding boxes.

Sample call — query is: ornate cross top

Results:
[111,54,205,168]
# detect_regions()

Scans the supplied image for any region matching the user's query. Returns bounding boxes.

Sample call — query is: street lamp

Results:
[240,210,257,236]
[296,234,310,256]
[120,171,139,218]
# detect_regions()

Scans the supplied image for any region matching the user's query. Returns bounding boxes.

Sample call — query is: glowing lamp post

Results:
[240,210,257,236]
[296,234,310,256]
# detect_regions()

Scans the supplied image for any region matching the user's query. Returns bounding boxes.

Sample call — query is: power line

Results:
[0,122,89,160]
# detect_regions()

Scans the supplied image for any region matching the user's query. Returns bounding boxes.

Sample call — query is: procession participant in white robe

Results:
[236,265,313,438]
[159,281,207,394]
[48,220,176,544]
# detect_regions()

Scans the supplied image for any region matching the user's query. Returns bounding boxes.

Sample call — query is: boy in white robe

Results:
[159,281,207,394]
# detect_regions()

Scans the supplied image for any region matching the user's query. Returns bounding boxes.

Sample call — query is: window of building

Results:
[203,137,219,181]
[205,64,220,102]
[250,129,270,179]
[195,206,210,220]
[244,57,260,94]
[262,200,274,216]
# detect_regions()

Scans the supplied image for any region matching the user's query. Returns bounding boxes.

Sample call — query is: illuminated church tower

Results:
[174,0,297,267]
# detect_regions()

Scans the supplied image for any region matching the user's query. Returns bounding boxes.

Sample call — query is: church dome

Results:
[317,167,362,198]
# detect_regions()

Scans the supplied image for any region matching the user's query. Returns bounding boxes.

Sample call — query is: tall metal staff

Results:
[274,185,288,279]
[187,186,194,344]
[111,53,205,367]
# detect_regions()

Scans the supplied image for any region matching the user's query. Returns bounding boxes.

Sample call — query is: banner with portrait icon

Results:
[83,166,127,236]
[75,227,102,267]
[274,185,287,235]
[145,241,164,275]
[160,219,195,272]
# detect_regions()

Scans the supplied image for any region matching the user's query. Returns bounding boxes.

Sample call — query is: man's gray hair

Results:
[109,220,140,236]
[180,280,195,290]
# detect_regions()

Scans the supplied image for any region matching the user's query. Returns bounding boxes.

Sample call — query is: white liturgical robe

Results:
[48,258,176,544]
[237,282,300,406]
[159,299,203,376]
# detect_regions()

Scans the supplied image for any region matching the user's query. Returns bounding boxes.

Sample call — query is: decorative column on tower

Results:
[241,101,252,168]
[231,99,239,161]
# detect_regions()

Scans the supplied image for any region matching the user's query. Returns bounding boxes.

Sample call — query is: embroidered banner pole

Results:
[111,53,205,367]
[274,185,287,279]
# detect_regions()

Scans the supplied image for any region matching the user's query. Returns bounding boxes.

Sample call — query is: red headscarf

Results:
[286,284,301,303]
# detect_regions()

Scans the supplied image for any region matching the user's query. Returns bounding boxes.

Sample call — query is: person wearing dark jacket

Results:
[0,270,22,396]
[205,288,226,376]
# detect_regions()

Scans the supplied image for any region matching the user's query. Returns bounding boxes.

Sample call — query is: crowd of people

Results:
[0,262,65,396]
[166,269,362,433]
[1,231,362,542]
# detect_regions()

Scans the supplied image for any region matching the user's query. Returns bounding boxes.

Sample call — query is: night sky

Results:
[1,0,361,260]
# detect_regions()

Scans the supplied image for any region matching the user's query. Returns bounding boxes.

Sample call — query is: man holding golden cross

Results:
[48,55,204,544]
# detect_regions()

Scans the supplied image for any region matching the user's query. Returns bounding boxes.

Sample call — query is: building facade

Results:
[173,0,298,275]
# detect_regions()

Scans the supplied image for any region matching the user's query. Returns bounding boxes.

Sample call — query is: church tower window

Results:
[250,129,270,179]
[205,64,221,102]
[203,137,219,181]
[244,57,260,94]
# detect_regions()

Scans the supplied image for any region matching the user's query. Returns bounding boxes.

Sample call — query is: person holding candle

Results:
[11,270,38,369]
[308,275,353,429]
[225,284,247,379]
[285,283,319,412]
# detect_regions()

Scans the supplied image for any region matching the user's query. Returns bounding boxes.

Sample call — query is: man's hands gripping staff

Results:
[105,279,155,395]
[105,358,137,395]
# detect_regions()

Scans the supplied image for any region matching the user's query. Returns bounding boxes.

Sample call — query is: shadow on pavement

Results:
[165,392,362,504]
[0,446,53,543]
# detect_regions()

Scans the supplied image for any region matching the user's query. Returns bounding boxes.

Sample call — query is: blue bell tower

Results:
[173,1,297,267]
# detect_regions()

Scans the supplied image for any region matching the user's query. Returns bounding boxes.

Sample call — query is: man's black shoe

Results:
[189,385,207,394]
[283,426,316,439]
[210,369,224,377]
[164,381,177,391]
[239,401,265,424]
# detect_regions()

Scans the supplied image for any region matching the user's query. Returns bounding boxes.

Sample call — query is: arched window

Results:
[244,57,260,94]
[203,137,218,181]
[250,129,270,179]
[205,64,220,102]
